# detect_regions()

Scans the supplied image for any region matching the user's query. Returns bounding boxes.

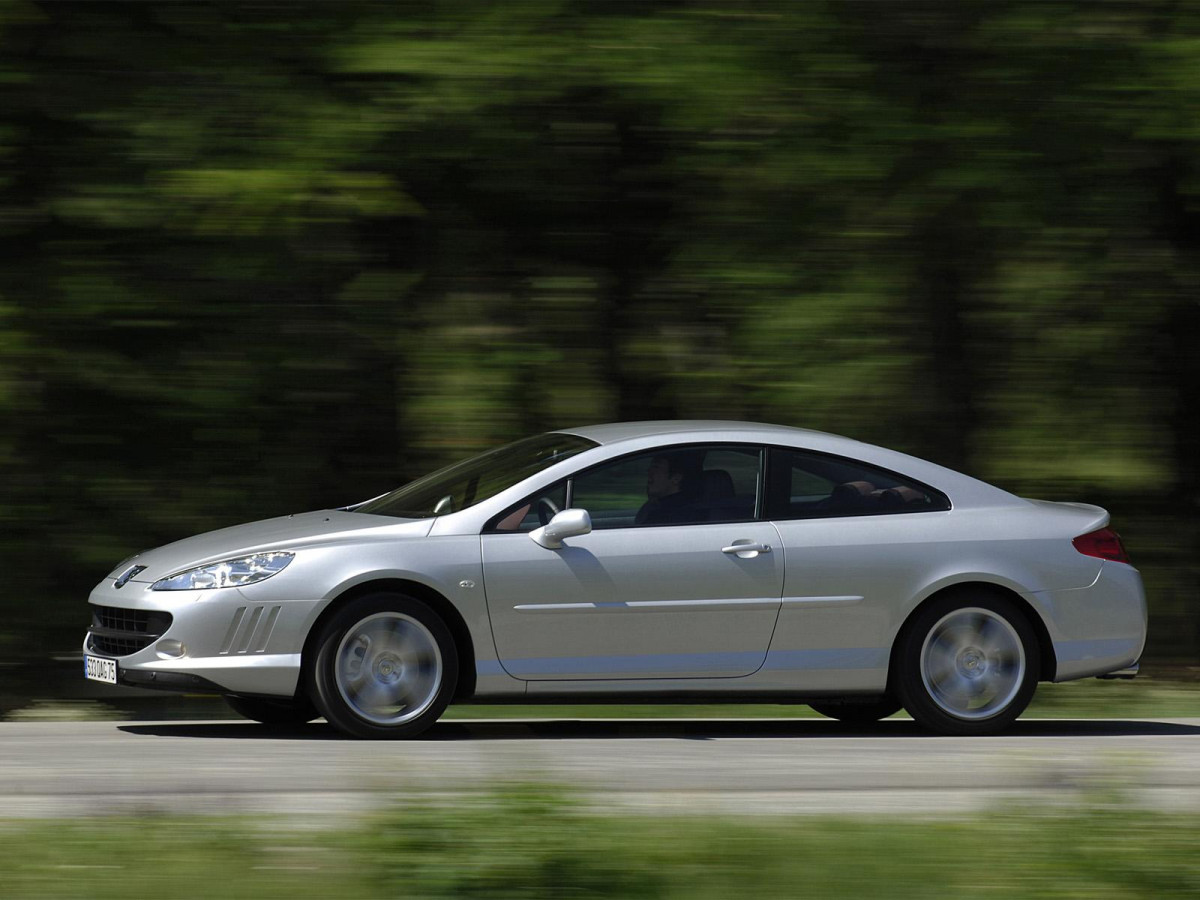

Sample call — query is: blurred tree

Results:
[0,0,1196,676]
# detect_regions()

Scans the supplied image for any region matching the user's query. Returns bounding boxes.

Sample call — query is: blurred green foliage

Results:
[1,1,1197,668]
[3,790,1200,898]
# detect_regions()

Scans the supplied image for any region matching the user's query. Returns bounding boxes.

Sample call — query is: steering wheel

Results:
[536,497,561,526]
[432,494,455,515]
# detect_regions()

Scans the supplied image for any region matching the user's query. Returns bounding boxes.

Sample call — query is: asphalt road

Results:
[3,718,1199,819]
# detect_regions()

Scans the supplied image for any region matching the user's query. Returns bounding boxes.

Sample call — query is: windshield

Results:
[353,433,597,519]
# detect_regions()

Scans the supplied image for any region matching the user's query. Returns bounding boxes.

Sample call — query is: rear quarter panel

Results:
[763,504,1105,690]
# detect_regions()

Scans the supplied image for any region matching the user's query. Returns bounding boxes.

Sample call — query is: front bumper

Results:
[84,577,321,697]
[115,666,227,693]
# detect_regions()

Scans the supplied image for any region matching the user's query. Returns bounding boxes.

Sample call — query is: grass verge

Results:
[2,789,1199,898]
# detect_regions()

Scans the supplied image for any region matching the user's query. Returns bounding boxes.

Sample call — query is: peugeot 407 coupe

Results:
[84,421,1146,738]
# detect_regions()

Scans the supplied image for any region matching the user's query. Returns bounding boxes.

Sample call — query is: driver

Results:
[635,452,700,525]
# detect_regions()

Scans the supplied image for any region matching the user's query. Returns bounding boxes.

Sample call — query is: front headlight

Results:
[151,551,295,591]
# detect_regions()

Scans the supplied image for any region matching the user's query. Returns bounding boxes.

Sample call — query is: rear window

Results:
[765,447,949,520]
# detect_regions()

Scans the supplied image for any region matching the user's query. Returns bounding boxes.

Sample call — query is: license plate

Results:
[84,655,117,685]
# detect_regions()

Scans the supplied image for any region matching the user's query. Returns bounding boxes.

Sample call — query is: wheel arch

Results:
[300,578,477,701]
[889,581,1057,685]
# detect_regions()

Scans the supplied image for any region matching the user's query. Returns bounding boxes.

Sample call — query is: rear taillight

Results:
[1072,528,1130,564]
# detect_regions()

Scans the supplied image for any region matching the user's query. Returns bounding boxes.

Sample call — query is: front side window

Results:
[570,444,762,530]
[486,481,569,533]
[765,447,949,520]
[355,433,596,519]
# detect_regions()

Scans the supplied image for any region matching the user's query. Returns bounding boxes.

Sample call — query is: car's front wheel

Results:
[895,593,1039,736]
[308,593,457,740]
[808,696,902,725]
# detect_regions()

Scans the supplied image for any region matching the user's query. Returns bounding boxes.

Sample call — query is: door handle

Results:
[722,542,772,556]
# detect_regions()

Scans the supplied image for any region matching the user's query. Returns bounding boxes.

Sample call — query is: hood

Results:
[112,510,433,583]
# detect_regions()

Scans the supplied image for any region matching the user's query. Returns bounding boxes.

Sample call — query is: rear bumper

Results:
[1034,561,1147,682]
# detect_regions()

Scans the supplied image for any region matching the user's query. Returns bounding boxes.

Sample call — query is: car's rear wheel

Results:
[224,694,319,726]
[808,696,902,724]
[308,593,457,740]
[896,593,1039,736]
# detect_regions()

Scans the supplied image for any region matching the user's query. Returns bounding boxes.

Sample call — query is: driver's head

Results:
[646,452,693,500]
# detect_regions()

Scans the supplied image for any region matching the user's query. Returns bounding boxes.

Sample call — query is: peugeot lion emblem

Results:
[113,564,146,589]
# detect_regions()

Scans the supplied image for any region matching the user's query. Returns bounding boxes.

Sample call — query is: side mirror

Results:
[530,508,592,549]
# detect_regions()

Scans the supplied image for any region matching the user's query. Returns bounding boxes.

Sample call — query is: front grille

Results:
[89,633,149,656]
[95,606,151,633]
[88,605,173,657]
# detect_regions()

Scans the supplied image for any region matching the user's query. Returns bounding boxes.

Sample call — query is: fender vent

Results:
[218,605,281,655]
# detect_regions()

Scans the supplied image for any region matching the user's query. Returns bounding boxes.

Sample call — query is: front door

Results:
[481,444,783,680]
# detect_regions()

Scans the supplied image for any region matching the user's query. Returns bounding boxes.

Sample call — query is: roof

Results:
[557,420,832,446]
[553,420,1021,508]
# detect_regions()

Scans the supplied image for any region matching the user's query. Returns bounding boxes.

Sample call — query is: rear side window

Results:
[765,447,949,520]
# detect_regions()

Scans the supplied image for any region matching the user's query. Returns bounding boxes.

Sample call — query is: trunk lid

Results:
[1022,499,1110,534]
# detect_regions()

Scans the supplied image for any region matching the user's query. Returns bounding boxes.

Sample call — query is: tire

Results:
[895,592,1040,736]
[224,694,319,726]
[808,696,902,724]
[308,593,458,739]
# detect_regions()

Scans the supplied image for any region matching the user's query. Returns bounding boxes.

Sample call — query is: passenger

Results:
[636,452,701,525]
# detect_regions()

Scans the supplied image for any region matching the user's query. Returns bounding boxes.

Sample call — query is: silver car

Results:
[84,421,1146,738]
